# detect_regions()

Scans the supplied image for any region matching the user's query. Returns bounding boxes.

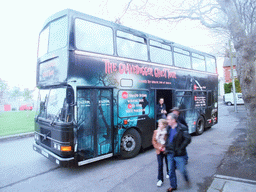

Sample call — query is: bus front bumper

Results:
[33,142,75,167]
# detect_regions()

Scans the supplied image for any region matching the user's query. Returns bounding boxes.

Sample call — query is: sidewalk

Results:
[207,175,256,192]
[207,103,256,192]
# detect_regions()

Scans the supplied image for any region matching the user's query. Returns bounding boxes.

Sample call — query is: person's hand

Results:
[161,147,165,152]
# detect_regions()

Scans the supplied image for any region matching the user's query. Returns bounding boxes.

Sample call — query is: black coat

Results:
[165,123,191,156]
[156,103,166,120]
[178,115,188,128]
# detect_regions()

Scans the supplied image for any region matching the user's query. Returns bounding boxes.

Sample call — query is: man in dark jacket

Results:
[165,113,191,192]
[156,98,167,120]
[170,107,189,163]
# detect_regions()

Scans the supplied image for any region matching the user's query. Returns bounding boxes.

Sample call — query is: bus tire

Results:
[120,129,141,159]
[196,116,205,135]
[227,102,232,106]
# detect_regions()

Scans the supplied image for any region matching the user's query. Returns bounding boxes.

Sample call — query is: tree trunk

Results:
[217,0,256,155]
[236,36,256,155]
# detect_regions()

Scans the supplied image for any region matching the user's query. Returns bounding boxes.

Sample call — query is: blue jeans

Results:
[167,153,189,188]
[157,152,169,181]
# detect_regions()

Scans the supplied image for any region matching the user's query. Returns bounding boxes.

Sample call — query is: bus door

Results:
[77,88,113,161]
[205,91,213,127]
[156,89,174,116]
[205,91,217,127]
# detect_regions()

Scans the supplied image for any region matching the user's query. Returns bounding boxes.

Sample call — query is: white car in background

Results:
[223,93,244,106]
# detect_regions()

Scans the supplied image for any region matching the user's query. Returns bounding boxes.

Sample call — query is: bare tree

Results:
[0,78,8,106]
[119,0,256,154]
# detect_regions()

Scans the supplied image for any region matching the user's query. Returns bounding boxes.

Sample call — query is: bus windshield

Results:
[38,16,68,58]
[36,87,73,123]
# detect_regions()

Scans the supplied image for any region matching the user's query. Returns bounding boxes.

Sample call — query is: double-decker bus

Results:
[33,9,218,166]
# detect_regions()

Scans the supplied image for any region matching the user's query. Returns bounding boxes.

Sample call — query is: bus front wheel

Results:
[120,129,141,159]
[196,116,205,135]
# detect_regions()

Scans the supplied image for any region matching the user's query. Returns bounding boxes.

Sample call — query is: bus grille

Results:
[40,128,51,147]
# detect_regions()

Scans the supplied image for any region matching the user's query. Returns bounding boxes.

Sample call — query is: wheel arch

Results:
[195,114,206,135]
[120,127,142,159]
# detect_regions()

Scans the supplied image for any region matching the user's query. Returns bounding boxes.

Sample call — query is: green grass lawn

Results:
[0,111,36,137]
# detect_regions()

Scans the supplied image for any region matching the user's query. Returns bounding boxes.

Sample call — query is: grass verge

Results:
[0,111,36,137]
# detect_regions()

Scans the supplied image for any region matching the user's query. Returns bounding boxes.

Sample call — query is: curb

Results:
[215,175,256,185]
[0,132,34,142]
[207,175,256,192]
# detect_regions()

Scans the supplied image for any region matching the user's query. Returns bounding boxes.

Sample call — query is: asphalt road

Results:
[0,102,244,192]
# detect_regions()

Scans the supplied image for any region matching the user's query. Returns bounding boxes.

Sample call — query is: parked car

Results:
[223,93,244,106]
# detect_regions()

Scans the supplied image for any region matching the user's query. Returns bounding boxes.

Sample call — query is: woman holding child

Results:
[152,118,169,187]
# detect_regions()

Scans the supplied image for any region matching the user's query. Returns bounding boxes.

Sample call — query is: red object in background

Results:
[4,105,11,111]
[19,105,33,111]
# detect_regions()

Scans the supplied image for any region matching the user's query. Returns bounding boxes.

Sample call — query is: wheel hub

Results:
[122,135,135,152]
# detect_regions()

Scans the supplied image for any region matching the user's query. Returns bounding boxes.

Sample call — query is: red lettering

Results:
[163,69,167,78]
[133,65,137,74]
[103,59,117,74]
[119,63,125,74]
[148,68,153,76]
[168,71,177,79]
[144,67,148,76]
[113,63,117,72]
[103,59,110,74]
[108,63,113,74]
[154,68,160,78]
[137,65,141,75]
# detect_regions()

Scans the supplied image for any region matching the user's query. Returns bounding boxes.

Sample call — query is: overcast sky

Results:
[0,0,223,90]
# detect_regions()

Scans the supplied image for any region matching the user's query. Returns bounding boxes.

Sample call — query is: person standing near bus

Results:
[152,118,169,187]
[170,107,188,127]
[170,107,189,164]
[156,98,167,120]
[165,113,191,192]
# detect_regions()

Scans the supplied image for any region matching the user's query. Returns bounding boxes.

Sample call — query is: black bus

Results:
[33,9,218,166]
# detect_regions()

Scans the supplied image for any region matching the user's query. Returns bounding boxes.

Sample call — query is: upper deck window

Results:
[38,16,68,58]
[206,56,217,73]
[150,40,172,65]
[38,27,49,58]
[173,47,191,69]
[75,19,114,55]
[192,53,206,71]
[117,31,147,61]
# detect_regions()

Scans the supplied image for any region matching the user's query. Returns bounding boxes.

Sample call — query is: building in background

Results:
[223,57,237,83]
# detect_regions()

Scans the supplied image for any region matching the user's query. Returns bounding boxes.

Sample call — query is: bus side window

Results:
[116,31,147,61]
[173,48,191,69]
[206,56,217,73]
[175,91,192,110]
[192,53,206,71]
[75,19,114,55]
[150,40,172,65]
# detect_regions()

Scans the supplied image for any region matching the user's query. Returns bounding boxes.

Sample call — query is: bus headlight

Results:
[53,142,61,151]
[34,134,40,141]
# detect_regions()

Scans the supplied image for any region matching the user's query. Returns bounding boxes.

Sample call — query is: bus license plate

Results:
[42,150,49,158]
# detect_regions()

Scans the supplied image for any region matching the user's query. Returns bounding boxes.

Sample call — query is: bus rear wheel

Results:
[120,129,141,159]
[196,116,205,135]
